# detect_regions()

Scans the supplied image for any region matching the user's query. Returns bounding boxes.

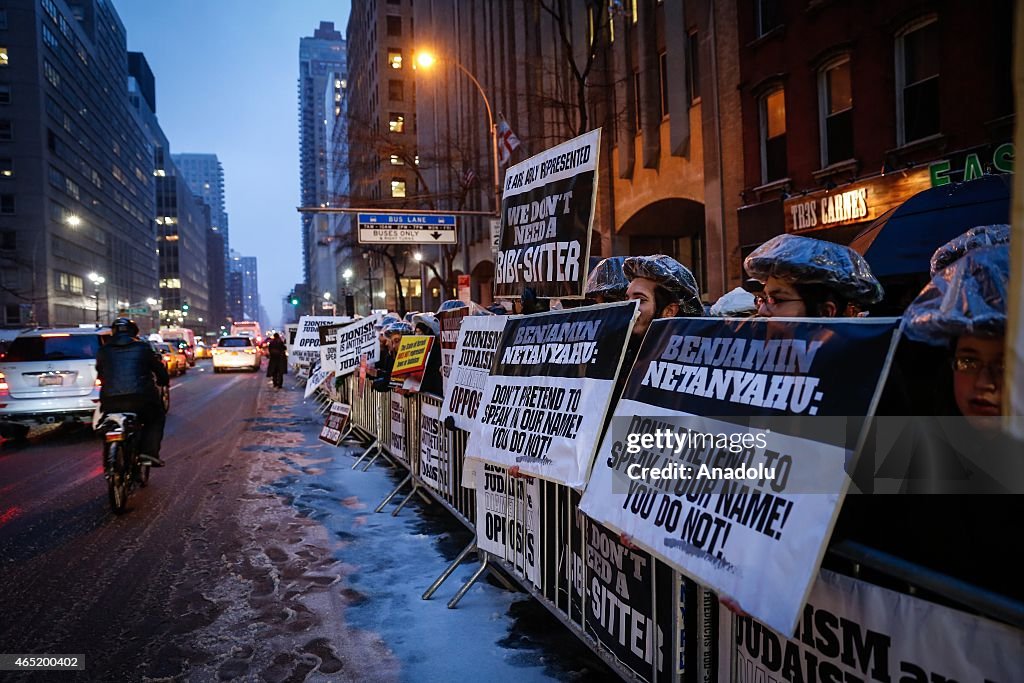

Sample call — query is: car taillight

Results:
[163,354,172,362]
[0,372,8,396]
[94,378,102,388]
[105,432,124,442]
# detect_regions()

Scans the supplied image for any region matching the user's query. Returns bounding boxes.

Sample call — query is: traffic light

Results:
[181,301,190,312]
[289,292,300,305]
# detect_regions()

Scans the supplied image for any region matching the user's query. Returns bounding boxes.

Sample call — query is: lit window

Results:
[388,49,403,69]
[819,58,853,166]
[389,112,405,133]
[391,178,407,197]
[760,88,787,183]
[896,18,939,145]
[390,154,404,165]
[0,47,8,67]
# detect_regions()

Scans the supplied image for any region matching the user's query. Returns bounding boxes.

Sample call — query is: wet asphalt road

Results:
[0,360,265,679]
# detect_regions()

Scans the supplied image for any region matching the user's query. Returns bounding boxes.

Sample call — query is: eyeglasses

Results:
[952,355,1004,378]
[754,294,803,309]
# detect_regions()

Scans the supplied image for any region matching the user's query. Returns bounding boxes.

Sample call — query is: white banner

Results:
[304,363,332,398]
[418,402,451,495]
[334,314,381,377]
[293,316,351,366]
[722,569,1024,683]
[476,463,541,587]
[440,315,508,431]
[389,392,406,462]
[465,302,637,488]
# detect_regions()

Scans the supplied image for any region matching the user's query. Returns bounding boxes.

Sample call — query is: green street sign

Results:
[126,306,150,315]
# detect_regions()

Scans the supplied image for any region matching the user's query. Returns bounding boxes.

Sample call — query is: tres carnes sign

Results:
[784,167,931,234]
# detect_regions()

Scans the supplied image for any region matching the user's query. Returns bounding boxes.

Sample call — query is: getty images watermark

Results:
[623,428,775,483]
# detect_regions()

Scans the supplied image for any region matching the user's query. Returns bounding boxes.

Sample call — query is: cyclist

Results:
[95,317,169,467]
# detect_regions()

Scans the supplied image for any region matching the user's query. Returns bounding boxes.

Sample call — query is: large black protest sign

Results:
[494,129,601,299]
[580,317,901,636]
[466,301,637,488]
[437,308,469,398]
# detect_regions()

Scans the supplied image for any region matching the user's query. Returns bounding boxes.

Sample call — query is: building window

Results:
[388,78,404,101]
[756,0,781,37]
[633,70,642,133]
[0,194,13,214]
[0,157,12,177]
[819,58,853,166]
[0,120,10,141]
[0,229,15,249]
[389,112,405,133]
[0,84,10,104]
[658,52,668,119]
[391,178,407,198]
[760,87,787,183]
[386,15,402,37]
[0,47,8,67]
[388,48,403,70]
[687,31,700,104]
[43,59,60,88]
[42,24,59,50]
[0,9,7,29]
[631,0,638,23]
[896,18,939,145]
[56,271,84,295]
[390,154,404,165]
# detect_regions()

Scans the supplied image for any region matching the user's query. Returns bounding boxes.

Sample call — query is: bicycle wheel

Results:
[106,443,128,514]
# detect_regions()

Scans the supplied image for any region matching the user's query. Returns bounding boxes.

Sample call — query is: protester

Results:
[372,320,413,392]
[585,256,629,304]
[520,287,549,315]
[743,233,883,317]
[623,254,703,336]
[412,312,443,396]
[928,224,1010,276]
[709,287,757,317]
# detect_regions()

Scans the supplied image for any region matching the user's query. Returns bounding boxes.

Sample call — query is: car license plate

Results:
[39,375,64,386]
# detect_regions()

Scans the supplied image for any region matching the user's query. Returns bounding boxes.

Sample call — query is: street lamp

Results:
[87,272,105,324]
[416,49,501,215]
[323,291,336,315]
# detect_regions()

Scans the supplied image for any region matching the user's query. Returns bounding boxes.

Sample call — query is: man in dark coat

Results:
[266,333,287,388]
[95,318,169,467]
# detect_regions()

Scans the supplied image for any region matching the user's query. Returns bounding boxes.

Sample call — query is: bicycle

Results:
[95,412,149,514]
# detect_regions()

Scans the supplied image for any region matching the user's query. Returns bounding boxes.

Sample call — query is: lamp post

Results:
[415,50,501,216]
[147,297,159,334]
[413,251,446,309]
[323,291,336,315]
[87,272,105,324]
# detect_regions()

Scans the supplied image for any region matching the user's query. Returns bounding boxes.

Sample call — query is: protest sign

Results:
[292,316,350,365]
[318,402,351,446]
[304,362,333,398]
[440,315,508,432]
[392,335,433,376]
[466,301,638,488]
[438,307,471,398]
[285,323,298,351]
[389,392,407,462]
[476,463,541,586]
[494,129,601,299]
[569,515,669,680]
[723,569,1024,683]
[318,323,346,373]
[580,317,901,636]
[335,314,381,378]
[418,402,451,495]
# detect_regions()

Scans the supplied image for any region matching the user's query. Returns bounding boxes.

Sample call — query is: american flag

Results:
[460,168,478,189]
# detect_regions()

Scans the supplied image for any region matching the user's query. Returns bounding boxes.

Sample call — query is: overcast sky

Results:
[114,0,351,326]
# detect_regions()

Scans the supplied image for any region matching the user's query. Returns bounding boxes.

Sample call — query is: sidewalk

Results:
[175,379,615,682]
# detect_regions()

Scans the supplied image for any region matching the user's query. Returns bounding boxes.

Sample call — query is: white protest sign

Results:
[418,402,451,495]
[440,315,507,431]
[466,301,637,489]
[579,317,902,636]
[476,463,541,587]
[388,392,406,462]
[304,363,333,398]
[335,314,381,377]
[292,316,350,366]
[724,569,1024,683]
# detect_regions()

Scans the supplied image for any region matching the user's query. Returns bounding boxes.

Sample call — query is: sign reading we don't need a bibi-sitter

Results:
[494,129,601,299]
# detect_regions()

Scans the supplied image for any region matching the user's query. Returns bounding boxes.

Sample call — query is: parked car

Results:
[194,341,213,359]
[151,341,186,377]
[0,327,109,427]
[212,336,261,373]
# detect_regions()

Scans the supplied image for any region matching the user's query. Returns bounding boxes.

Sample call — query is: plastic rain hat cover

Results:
[744,233,884,305]
[585,256,629,299]
[929,224,1010,276]
[710,287,758,317]
[623,254,704,316]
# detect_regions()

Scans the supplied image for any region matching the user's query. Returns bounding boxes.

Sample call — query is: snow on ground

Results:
[247,384,617,682]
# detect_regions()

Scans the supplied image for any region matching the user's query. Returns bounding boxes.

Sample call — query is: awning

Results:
[849,175,1011,278]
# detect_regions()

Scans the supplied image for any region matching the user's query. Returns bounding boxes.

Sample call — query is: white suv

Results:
[212,335,261,372]
[0,327,109,428]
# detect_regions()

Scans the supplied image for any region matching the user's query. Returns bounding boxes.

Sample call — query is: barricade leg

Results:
[375,473,412,513]
[392,481,431,516]
[361,448,386,470]
[422,541,477,600]
[447,555,492,609]
[352,439,379,469]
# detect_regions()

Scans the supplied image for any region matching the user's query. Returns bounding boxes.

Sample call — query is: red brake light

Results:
[94,378,102,388]
[0,372,8,395]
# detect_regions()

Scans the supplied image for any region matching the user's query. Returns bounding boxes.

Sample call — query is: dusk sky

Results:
[114,0,352,326]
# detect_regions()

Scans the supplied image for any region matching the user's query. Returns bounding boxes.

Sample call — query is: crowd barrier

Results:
[308,375,1023,683]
